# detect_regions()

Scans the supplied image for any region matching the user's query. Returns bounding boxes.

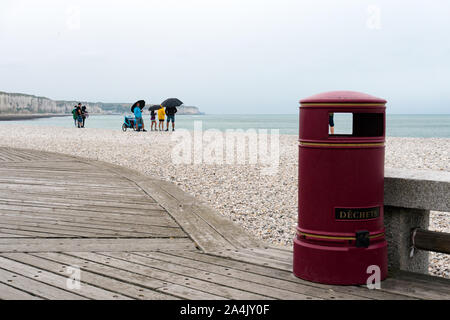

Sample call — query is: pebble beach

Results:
[0,124,448,278]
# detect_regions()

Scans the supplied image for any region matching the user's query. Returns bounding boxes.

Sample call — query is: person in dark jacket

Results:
[165,106,177,131]
[81,106,88,128]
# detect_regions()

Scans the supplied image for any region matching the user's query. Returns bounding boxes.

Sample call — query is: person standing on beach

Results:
[134,102,147,132]
[150,110,157,131]
[76,105,83,128]
[81,106,88,128]
[165,106,177,131]
[157,106,165,131]
[72,106,78,127]
[329,112,335,134]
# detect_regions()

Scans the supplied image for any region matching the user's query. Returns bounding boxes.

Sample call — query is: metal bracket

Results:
[410,228,418,258]
[355,230,370,248]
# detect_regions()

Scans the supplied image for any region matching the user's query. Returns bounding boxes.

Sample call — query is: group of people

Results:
[134,103,177,132]
[72,103,88,128]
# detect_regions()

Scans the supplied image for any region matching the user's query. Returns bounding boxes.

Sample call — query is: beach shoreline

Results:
[0,114,70,121]
[0,124,448,279]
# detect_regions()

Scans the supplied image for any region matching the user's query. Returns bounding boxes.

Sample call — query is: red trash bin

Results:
[293,91,388,285]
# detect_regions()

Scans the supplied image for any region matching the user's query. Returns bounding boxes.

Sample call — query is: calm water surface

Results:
[3,114,450,138]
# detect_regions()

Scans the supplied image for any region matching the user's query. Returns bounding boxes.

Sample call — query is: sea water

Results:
[2,114,450,138]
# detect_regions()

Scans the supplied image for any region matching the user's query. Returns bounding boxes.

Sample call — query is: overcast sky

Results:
[1,0,449,114]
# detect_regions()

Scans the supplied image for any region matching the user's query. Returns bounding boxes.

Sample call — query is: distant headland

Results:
[0,91,203,115]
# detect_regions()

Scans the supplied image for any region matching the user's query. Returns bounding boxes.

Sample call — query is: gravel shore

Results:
[0,124,448,278]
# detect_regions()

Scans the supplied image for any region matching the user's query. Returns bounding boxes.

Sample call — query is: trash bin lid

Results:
[300,91,386,104]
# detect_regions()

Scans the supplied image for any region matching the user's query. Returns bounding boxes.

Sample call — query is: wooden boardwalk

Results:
[0,147,448,300]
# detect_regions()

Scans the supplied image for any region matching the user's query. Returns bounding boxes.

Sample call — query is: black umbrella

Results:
[148,105,162,111]
[161,98,183,108]
[131,100,146,113]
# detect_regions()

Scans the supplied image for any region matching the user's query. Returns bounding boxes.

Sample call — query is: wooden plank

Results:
[268,245,295,252]
[68,251,270,300]
[240,248,293,264]
[0,195,162,211]
[132,251,362,300]
[0,267,86,300]
[0,150,33,161]
[172,251,417,300]
[0,202,169,218]
[0,157,75,163]
[35,252,225,300]
[0,222,130,238]
[0,196,163,213]
[0,255,131,300]
[212,249,293,271]
[0,165,123,175]
[0,224,97,238]
[378,277,450,300]
[0,179,131,189]
[0,172,131,183]
[0,193,158,207]
[0,282,43,300]
[0,151,17,161]
[1,253,175,300]
[0,149,26,161]
[390,270,450,289]
[0,159,94,167]
[0,188,150,202]
[0,182,140,196]
[0,213,183,236]
[0,163,121,174]
[3,148,53,160]
[0,181,149,195]
[0,207,178,228]
[0,175,131,184]
[0,227,67,238]
[0,200,166,216]
[0,166,119,175]
[104,251,318,300]
[0,217,184,238]
[1,148,51,161]
[0,173,138,185]
[0,178,133,190]
[387,271,450,297]
[0,238,195,252]
[0,232,27,238]
[0,165,110,173]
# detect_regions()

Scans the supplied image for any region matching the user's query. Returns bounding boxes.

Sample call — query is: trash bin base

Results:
[293,237,387,285]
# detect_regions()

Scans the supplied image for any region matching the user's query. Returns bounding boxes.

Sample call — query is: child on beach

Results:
[158,107,165,131]
[150,110,157,131]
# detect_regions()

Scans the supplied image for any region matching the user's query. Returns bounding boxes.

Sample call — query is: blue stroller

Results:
[122,116,141,131]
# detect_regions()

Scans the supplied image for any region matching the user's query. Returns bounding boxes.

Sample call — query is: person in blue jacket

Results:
[133,102,146,132]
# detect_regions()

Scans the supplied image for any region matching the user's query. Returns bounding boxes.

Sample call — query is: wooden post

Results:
[412,228,450,254]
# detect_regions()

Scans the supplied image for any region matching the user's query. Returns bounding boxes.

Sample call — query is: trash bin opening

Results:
[329,112,384,137]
